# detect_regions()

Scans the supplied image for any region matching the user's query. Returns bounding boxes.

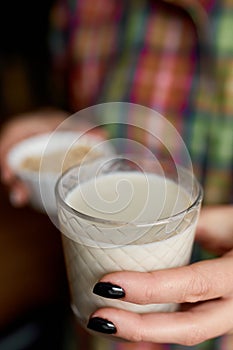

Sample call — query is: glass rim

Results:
[55,161,203,228]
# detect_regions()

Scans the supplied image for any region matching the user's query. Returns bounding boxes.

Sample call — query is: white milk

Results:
[59,172,200,325]
[66,172,190,224]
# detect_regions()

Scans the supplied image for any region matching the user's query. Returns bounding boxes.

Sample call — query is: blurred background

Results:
[0,0,55,119]
[0,1,74,349]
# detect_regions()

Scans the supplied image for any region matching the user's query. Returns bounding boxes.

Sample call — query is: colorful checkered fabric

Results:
[50,0,233,206]
[49,0,233,349]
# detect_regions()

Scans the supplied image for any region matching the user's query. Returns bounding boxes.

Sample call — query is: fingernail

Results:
[93,282,125,299]
[87,317,117,334]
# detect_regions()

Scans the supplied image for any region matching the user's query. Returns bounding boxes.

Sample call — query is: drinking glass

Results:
[55,156,203,330]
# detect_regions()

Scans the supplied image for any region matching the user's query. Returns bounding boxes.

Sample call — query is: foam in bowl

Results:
[7,131,114,215]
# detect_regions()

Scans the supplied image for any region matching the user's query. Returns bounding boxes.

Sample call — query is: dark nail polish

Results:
[87,317,117,334]
[93,282,125,299]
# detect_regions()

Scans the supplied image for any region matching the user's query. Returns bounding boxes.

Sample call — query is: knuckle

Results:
[126,314,144,342]
[137,272,155,305]
[144,283,154,304]
[182,323,207,346]
[182,265,211,303]
[128,331,143,343]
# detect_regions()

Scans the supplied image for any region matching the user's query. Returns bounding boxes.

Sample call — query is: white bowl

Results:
[7,131,114,214]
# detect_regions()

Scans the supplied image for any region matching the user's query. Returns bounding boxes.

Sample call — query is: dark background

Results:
[0,0,56,120]
[0,2,73,348]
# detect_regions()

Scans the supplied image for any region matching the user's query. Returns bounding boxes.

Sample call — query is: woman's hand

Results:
[87,205,233,346]
[0,109,68,206]
[0,108,108,207]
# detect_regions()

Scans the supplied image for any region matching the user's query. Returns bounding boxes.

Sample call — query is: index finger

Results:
[94,255,233,304]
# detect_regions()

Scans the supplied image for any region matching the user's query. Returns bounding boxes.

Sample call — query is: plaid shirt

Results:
[50,0,233,349]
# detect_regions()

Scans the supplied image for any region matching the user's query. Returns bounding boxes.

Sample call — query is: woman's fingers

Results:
[94,255,233,305]
[88,207,233,344]
[0,162,29,206]
[0,110,68,205]
[9,179,30,206]
[88,297,233,345]
[196,205,233,254]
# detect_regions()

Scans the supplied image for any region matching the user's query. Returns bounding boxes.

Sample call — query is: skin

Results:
[0,109,69,205]
[90,205,233,345]
[0,110,106,206]
[1,115,233,345]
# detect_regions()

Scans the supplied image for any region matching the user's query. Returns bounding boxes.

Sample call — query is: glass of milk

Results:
[55,155,203,330]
